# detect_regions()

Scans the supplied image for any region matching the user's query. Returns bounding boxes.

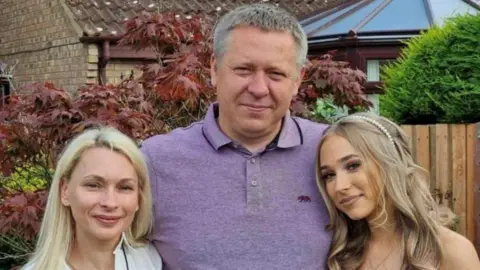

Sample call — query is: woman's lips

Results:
[339,195,362,206]
[93,215,121,225]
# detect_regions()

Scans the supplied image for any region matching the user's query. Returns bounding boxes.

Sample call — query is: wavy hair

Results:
[316,112,454,270]
[24,127,153,270]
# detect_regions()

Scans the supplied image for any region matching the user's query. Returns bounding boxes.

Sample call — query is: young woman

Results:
[316,112,480,270]
[23,127,162,270]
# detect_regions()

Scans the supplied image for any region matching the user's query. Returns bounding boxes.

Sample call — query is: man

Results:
[141,3,331,269]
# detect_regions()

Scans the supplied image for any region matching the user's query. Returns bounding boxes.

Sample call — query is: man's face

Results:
[211,26,304,138]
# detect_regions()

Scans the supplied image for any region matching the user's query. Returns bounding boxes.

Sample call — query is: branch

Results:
[0,251,31,260]
[0,234,33,254]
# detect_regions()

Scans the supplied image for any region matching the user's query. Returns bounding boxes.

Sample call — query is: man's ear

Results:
[60,178,70,206]
[292,67,306,96]
[210,55,217,87]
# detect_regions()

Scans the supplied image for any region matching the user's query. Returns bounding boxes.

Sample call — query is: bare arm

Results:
[440,227,480,270]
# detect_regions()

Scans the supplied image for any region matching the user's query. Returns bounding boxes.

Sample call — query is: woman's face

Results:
[319,135,381,221]
[61,147,140,244]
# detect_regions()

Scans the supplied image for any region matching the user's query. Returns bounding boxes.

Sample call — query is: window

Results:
[0,79,10,107]
[365,59,395,115]
[366,94,380,114]
[366,59,395,82]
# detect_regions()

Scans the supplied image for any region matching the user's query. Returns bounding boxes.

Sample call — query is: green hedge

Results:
[380,13,480,124]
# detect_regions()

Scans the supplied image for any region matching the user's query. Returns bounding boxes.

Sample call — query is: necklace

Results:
[122,243,130,270]
[368,241,399,270]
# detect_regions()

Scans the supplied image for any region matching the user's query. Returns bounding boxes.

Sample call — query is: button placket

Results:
[249,157,258,187]
[246,155,261,211]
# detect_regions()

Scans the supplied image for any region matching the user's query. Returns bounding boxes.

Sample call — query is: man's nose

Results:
[247,72,269,98]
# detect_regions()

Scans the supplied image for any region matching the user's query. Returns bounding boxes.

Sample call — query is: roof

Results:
[64,0,351,37]
[301,0,479,44]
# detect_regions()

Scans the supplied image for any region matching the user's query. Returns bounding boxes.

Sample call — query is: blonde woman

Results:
[23,127,162,270]
[316,112,480,270]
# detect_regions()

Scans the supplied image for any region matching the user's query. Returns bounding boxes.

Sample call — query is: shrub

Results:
[0,233,35,270]
[0,189,46,270]
[293,50,371,118]
[0,164,50,193]
[380,13,480,124]
[0,82,160,181]
[310,95,348,124]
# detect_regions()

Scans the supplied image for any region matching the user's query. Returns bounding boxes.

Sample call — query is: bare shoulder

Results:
[439,226,480,270]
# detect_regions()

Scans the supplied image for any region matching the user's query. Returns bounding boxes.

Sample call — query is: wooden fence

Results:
[400,123,479,250]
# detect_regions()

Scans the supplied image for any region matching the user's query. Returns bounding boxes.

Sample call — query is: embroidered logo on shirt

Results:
[297,195,311,202]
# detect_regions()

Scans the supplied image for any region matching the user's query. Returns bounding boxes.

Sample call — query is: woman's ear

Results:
[60,178,70,206]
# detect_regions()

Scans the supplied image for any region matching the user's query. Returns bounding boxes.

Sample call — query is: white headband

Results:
[347,115,396,147]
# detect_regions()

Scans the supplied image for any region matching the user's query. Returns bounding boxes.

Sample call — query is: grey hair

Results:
[213,3,308,69]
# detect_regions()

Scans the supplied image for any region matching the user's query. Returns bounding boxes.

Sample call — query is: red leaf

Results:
[50,109,61,120]
[178,75,199,94]
[10,193,28,207]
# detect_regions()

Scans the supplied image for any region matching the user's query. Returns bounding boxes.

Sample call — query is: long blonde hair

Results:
[25,127,153,270]
[316,112,454,270]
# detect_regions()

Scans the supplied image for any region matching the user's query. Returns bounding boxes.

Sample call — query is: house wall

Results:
[0,0,89,93]
[105,60,145,85]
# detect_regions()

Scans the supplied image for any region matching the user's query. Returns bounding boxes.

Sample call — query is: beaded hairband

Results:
[347,115,396,147]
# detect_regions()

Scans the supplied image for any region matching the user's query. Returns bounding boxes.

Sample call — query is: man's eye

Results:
[235,67,249,72]
[272,72,285,77]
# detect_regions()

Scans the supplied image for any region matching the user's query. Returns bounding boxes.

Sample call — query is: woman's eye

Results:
[346,162,361,171]
[85,183,100,188]
[321,172,335,182]
[119,185,134,191]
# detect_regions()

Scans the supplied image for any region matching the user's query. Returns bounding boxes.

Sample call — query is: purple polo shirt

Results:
[141,103,332,270]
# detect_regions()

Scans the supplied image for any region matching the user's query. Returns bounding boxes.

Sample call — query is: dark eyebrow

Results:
[319,154,359,171]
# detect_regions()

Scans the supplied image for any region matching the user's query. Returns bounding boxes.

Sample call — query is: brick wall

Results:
[105,60,146,85]
[0,0,89,93]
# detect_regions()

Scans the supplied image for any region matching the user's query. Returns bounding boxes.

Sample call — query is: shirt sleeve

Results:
[140,142,159,243]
